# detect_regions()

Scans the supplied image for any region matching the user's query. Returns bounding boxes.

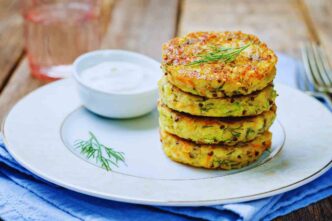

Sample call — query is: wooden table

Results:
[0,0,331,220]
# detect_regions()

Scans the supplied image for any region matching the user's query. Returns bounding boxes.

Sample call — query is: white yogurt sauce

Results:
[80,61,158,93]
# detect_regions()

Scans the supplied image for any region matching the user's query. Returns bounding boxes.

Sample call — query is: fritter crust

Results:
[160,130,272,170]
[158,77,277,117]
[158,102,276,145]
[162,31,277,98]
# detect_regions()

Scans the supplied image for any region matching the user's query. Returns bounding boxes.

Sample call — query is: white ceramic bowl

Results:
[73,50,162,118]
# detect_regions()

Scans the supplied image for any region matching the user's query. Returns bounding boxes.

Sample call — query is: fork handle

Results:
[305,91,332,111]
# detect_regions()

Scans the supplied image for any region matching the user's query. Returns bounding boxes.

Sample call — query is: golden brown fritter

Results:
[162,31,277,98]
[160,130,272,170]
[158,102,276,145]
[158,77,277,117]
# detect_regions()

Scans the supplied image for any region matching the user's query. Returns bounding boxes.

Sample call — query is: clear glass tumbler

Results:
[22,0,102,82]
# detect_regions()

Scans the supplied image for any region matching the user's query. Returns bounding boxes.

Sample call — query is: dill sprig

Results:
[74,132,126,171]
[188,43,251,65]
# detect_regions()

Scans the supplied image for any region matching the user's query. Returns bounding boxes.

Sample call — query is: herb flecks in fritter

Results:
[158,102,276,145]
[158,76,277,117]
[162,31,277,98]
[158,31,277,170]
[160,130,272,170]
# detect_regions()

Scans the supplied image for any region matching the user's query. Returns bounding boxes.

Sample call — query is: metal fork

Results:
[297,70,332,110]
[301,43,332,93]
[300,43,332,110]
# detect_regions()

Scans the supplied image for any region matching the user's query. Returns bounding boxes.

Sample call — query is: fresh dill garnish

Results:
[188,43,251,65]
[199,103,214,112]
[74,132,126,171]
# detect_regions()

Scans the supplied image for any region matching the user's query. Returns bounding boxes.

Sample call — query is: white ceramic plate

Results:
[2,79,332,206]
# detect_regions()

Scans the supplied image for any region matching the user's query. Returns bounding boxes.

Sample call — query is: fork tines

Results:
[301,43,332,93]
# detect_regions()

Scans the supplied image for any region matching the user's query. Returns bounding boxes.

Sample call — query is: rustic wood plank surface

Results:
[0,0,331,220]
[0,0,24,91]
[179,0,314,58]
[302,0,332,63]
[101,0,179,60]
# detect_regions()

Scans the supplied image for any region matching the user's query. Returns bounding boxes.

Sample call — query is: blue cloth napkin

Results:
[0,54,331,221]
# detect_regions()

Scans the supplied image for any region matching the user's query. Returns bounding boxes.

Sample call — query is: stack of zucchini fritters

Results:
[158,31,278,170]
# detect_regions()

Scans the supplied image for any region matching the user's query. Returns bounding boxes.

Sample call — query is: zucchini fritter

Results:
[158,102,276,145]
[160,130,272,170]
[162,31,277,98]
[158,77,277,117]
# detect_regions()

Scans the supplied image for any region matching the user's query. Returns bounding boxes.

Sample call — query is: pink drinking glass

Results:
[22,0,102,82]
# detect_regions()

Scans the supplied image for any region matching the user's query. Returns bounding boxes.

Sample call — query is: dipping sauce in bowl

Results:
[80,61,158,94]
[73,50,162,118]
